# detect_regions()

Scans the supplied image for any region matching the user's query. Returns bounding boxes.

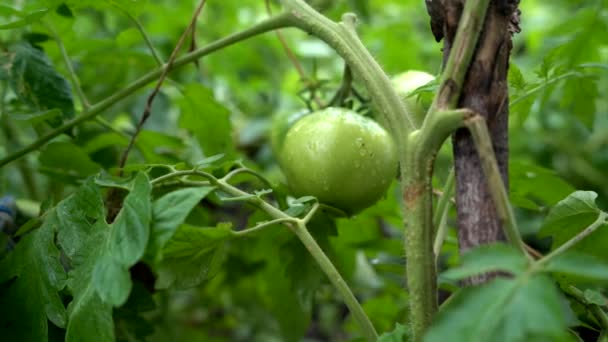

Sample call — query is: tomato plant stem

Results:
[465,116,531,260]
[292,221,378,341]
[536,212,608,266]
[433,168,454,258]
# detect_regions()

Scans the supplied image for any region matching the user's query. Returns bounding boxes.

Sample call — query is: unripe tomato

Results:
[279,107,398,214]
[392,70,435,125]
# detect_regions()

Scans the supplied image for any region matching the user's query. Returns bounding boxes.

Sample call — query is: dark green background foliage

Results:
[0,0,607,341]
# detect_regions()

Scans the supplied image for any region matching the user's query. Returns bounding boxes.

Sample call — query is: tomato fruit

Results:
[278,107,398,214]
[392,70,435,125]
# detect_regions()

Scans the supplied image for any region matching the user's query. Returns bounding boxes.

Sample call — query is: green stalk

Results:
[292,222,378,341]
[0,13,293,168]
[403,109,469,338]
[465,116,531,260]
[536,212,608,266]
[433,168,454,258]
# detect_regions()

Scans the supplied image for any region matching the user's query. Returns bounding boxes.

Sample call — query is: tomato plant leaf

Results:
[109,172,152,266]
[440,244,529,281]
[426,275,570,342]
[544,251,608,284]
[0,215,67,341]
[1,42,74,127]
[50,181,114,342]
[539,191,608,262]
[155,223,233,289]
[178,83,235,158]
[148,186,216,262]
[67,222,115,342]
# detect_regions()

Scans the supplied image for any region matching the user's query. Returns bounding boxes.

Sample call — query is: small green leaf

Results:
[441,244,529,281]
[1,42,75,127]
[544,252,608,283]
[155,223,233,289]
[178,83,234,157]
[509,63,527,91]
[109,172,152,266]
[0,214,67,341]
[539,191,608,262]
[148,186,216,261]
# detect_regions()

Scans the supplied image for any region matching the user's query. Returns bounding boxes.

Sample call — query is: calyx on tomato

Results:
[278,107,398,214]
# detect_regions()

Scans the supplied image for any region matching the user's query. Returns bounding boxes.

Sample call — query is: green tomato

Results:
[392,70,435,125]
[279,107,398,214]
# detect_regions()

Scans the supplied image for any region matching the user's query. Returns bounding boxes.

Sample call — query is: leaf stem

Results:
[536,212,608,266]
[465,116,532,260]
[433,168,454,258]
[292,221,378,341]
[0,13,293,168]
[232,218,294,238]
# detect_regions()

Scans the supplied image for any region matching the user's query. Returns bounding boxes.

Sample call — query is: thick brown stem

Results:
[428,0,520,285]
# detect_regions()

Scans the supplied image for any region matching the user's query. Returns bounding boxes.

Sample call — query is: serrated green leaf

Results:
[0,213,67,341]
[178,83,234,158]
[426,275,570,342]
[1,42,74,127]
[109,172,152,266]
[441,244,529,281]
[56,179,105,258]
[65,222,114,342]
[509,63,527,91]
[544,252,608,283]
[56,196,114,342]
[155,223,233,289]
[539,192,607,261]
[148,186,216,261]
